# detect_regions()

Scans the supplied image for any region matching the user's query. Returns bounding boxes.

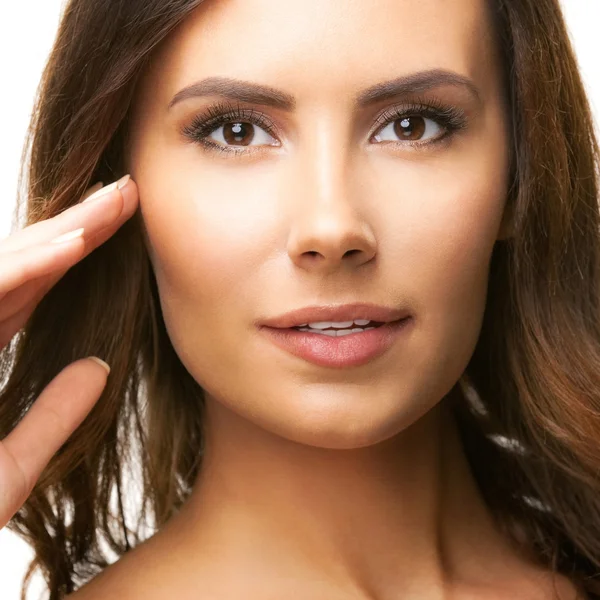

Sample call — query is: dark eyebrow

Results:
[355,69,481,107]
[168,69,481,111]
[169,77,296,110]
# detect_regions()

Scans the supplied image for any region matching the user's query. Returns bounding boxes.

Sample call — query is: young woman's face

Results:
[127,0,511,449]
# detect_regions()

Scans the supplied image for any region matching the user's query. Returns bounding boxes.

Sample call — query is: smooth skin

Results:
[70,0,583,598]
[0,177,137,528]
[1,0,586,598]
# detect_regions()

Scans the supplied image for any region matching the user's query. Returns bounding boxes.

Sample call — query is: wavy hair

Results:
[0,0,599,598]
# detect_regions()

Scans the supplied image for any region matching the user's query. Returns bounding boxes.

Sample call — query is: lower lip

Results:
[259,318,413,368]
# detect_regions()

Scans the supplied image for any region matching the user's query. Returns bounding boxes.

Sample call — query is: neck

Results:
[170,396,526,598]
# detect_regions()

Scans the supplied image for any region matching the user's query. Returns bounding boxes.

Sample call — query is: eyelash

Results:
[180,97,468,157]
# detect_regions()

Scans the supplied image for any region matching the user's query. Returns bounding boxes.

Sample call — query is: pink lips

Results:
[259,317,413,368]
[258,302,412,330]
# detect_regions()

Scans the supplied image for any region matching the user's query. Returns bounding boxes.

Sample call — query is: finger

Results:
[0,180,135,292]
[81,181,104,200]
[0,357,110,525]
[0,230,87,295]
[80,181,140,254]
[1,180,125,253]
[0,180,111,253]
[1,176,135,254]
[0,180,138,304]
[0,277,43,322]
[0,220,122,324]
[0,181,139,341]
[0,293,39,348]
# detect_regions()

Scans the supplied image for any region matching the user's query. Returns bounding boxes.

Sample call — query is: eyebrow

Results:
[168,68,481,111]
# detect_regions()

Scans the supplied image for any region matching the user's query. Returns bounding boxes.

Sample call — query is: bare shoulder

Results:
[66,559,590,600]
[64,530,227,600]
[66,565,590,600]
[65,525,590,600]
[65,537,171,600]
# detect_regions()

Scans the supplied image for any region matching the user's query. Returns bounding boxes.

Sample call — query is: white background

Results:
[0,1,598,598]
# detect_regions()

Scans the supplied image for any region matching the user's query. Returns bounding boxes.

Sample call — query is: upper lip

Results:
[259,302,412,329]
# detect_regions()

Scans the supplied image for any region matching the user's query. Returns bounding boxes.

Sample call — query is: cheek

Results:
[138,156,280,297]
[413,173,504,315]
[382,146,508,387]
[133,154,285,375]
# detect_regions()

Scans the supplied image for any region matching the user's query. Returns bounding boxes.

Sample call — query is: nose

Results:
[286,126,377,274]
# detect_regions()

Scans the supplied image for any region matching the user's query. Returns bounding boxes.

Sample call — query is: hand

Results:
[0,175,138,529]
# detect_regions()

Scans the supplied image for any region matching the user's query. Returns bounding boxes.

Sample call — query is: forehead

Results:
[144,0,499,105]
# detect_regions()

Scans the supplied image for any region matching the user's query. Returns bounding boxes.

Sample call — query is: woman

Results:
[0,0,598,598]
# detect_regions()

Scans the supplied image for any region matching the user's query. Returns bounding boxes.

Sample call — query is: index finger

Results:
[0,357,110,500]
[2,175,137,254]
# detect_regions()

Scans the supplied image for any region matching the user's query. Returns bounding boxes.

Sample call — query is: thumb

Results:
[0,357,110,528]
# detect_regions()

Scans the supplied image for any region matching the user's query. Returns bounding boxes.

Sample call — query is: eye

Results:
[207,120,278,148]
[181,102,280,156]
[369,101,468,148]
[181,99,467,157]
[372,115,442,143]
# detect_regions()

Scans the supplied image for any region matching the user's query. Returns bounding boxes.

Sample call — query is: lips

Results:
[291,321,385,330]
[259,303,412,330]
[259,316,413,368]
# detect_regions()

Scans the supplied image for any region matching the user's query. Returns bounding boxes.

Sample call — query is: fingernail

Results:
[51,228,85,244]
[117,174,131,189]
[83,180,118,203]
[88,356,111,374]
[82,181,104,200]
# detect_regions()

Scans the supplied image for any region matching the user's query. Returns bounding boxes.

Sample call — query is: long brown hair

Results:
[1,0,599,598]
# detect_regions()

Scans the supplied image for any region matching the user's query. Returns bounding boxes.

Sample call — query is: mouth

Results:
[287,320,388,333]
[259,317,413,368]
[259,303,412,330]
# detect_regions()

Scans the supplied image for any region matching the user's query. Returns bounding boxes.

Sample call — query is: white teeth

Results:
[336,329,362,337]
[297,327,376,336]
[304,320,373,329]
[307,321,354,329]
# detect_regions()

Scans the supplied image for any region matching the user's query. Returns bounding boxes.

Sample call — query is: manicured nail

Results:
[83,180,118,203]
[51,228,85,244]
[117,174,131,189]
[82,181,104,200]
[88,356,111,374]
[82,175,130,203]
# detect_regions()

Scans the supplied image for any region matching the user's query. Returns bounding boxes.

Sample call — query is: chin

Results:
[240,384,446,451]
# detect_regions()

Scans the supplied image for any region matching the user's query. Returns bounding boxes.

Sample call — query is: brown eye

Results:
[223,122,255,146]
[394,116,426,140]
[209,120,277,148]
[372,114,443,144]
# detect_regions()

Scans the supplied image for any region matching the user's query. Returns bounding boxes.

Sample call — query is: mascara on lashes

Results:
[180,98,468,156]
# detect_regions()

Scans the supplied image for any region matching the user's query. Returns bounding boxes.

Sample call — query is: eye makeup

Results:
[178,95,469,158]
[181,101,280,158]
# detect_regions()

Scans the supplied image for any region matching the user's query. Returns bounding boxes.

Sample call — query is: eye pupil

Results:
[224,121,254,145]
[394,116,426,140]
